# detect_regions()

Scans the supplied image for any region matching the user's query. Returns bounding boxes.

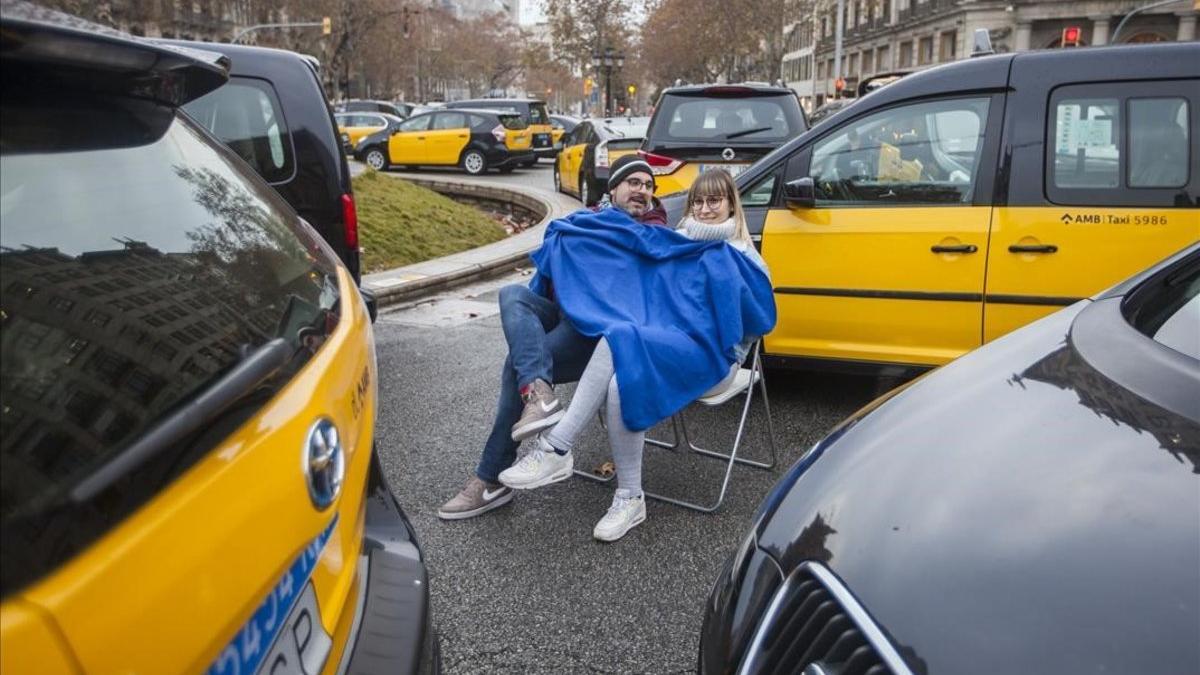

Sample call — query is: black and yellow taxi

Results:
[443,98,553,164]
[681,41,1199,372]
[335,111,403,151]
[554,116,649,206]
[353,107,532,174]
[0,5,438,673]
[640,83,807,196]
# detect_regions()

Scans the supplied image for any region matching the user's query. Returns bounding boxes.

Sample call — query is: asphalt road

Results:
[370,233,902,673]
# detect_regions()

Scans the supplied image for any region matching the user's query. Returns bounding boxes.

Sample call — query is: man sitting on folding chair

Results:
[499,169,775,542]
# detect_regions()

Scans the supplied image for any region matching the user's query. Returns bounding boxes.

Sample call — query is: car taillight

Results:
[638,149,683,175]
[341,193,358,249]
[595,141,609,168]
[492,124,507,142]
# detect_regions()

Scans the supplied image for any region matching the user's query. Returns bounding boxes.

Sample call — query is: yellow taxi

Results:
[640,84,807,196]
[444,98,553,164]
[690,41,1200,372]
[354,107,532,174]
[0,9,438,673]
[555,116,648,206]
[549,114,580,150]
[334,111,402,151]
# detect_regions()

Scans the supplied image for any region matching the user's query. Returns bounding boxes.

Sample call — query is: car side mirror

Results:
[783,177,816,208]
[360,287,378,323]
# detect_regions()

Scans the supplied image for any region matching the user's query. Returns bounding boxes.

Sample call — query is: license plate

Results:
[209,518,337,675]
[257,583,333,675]
[700,163,748,177]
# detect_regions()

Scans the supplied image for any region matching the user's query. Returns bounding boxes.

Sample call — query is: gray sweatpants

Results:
[544,337,737,497]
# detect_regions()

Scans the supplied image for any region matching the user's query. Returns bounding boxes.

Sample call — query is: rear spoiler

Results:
[1,0,229,106]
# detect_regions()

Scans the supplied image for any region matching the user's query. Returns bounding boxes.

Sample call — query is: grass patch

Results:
[353,170,508,273]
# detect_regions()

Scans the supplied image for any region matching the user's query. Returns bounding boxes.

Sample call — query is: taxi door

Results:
[984,80,1200,342]
[559,125,589,193]
[762,95,1002,367]
[426,111,471,166]
[388,113,432,165]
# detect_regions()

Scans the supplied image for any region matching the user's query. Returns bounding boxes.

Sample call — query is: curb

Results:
[359,171,572,308]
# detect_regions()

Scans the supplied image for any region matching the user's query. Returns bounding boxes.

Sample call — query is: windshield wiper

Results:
[70,338,294,503]
[724,127,773,140]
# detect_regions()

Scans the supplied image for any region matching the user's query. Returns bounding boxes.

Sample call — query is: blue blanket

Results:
[530,207,776,431]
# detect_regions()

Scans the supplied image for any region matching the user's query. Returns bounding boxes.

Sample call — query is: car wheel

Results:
[579,172,592,206]
[553,165,562,193]
[462,150,487,175]
[365,147,388,171]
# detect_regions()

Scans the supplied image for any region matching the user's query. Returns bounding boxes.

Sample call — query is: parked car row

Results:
[0,4,437,673]
[554,116,650,206]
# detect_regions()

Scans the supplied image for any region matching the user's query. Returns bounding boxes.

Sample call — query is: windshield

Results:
[602,118,649,139]
[650,93,804,143]
[0,93,341,594]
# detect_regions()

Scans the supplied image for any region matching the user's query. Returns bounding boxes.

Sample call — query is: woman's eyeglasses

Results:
[690,195,728,210]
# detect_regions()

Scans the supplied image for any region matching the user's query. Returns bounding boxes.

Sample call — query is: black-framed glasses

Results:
[690,195,728,210]
[623,177,655,191]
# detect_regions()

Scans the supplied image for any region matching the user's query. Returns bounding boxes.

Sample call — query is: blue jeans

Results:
[475,285,597,483]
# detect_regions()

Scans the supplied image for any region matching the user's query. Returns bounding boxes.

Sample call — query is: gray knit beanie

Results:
[607,155,654,191]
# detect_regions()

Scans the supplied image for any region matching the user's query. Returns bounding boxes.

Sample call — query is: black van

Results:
[162,40,362,282]
[443,98,553,164]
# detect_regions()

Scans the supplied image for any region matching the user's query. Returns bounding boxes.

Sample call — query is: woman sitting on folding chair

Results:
[499,169,773,542]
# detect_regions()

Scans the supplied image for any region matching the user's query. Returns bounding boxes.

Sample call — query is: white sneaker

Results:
[498,437,573,489]
[593,491,646,542]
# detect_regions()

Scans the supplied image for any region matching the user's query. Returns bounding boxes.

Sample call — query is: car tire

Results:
[553,165,562,194]
[364,147,389,171]
[462,149,487,175]
[579,172,593,207]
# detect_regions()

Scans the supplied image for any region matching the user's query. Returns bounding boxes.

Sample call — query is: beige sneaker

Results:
[437,476,513,520]
[511,378,564,441]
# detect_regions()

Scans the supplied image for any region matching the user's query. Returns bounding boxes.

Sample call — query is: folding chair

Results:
[573,341,778,513]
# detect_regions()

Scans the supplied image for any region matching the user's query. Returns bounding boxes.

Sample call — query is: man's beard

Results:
[617,194,648,215]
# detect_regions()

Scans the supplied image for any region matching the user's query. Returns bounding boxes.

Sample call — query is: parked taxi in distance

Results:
[354,107,533,174]
[335,111,403,151]
[555,116,649,206]
[640,83,807,196]
[0,6,438,673]
[443,98,553,164]
[674,41,1199,372]
[550,114,581,150]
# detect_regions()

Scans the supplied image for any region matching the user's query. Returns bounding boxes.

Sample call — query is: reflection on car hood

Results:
[757,302,1200,674]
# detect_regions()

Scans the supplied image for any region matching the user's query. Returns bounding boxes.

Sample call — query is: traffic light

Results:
[627,84,637,96]
[322,16,331,35]
[584,78,594,95]
[1061,26,1081,47]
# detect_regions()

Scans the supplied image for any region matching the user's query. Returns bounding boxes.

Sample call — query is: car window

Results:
[365,114,387,128]
[433,112,467,130]
[809,97,990,205]
[182,76,294,184]
[1048,86,1193,204]
[654,94,802,142]
[497,114,527,130]
[1128,98,1190,188]
[1,97,342,593]
[530,103,549,125]
[1052,97,1120,189]
[743,172,778,207]
[1128,261,1199,359]
[399,114,432,132]
[469,114,488,128]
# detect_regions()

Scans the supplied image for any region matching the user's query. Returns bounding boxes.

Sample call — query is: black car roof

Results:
[1,0,228,106]
[448,98,546,105]
[157,39,319,79]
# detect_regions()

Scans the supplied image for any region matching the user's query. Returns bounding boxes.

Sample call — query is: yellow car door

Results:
[762,96,999,367]
[984,82,1200,342]
[388,113,432,165]
[558,126,583,193]
[426,111,471,166]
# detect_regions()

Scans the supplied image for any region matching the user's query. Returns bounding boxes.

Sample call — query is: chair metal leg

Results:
[575,342,777,513]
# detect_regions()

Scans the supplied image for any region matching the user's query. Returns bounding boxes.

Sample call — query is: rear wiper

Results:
[724,127,772,140]
[70,338,294,503]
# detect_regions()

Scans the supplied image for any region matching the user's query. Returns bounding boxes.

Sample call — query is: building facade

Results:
[785,0,1199,110]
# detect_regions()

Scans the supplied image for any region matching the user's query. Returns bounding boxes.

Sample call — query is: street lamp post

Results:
[590,46,625,117]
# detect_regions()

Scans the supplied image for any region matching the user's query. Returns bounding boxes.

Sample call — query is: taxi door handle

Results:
[417,136,426,140]
[1009,244,1058,254]
[931,244,977,254]
[458,134,468,138]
